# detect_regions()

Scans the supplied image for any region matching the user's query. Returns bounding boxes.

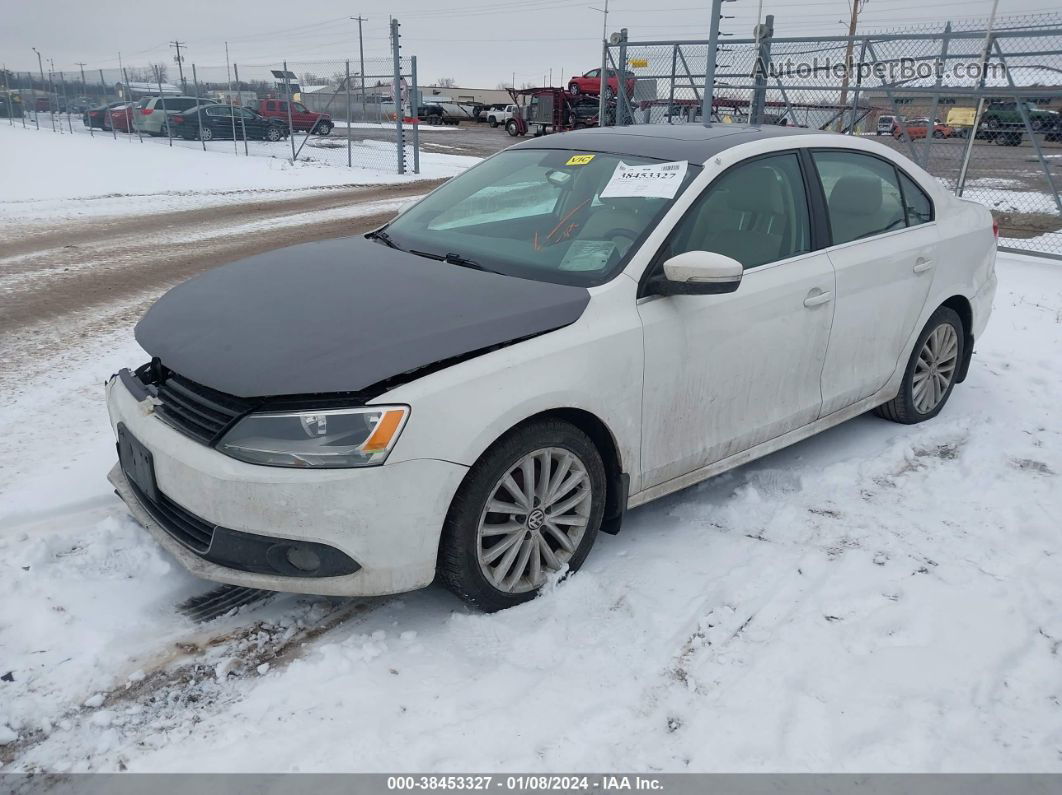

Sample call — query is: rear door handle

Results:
[803,290,833,308]
[913,257,935,273]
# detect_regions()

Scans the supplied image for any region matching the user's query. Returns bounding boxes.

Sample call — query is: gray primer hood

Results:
[135,236,590,398]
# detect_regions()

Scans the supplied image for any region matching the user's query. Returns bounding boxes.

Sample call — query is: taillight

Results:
[140,107,153,115]
[172,115,184,124]
[992,219,999,239]
[89,111,98,117]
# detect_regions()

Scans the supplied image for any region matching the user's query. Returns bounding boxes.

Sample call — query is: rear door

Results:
[811,149,938,416]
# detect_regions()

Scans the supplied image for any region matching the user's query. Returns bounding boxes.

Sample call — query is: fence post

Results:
[122,67,143,142]
[617,29,629,126]
[346,60,353,168]
[192,64,205,150]
[750,15,773,125]
[847,37,868,134]
[3,66,13,127]
[283,60,296,162]
[410,55,420,174]
[156,66,172,147]
[19,72,27,128]
[59,71,73,133]
[100,69,114,139]
[957,5,999,197]
[702,0,724,125]
[233,64,249,155]
[226,44,238,155]
[918,22,952,168]
[391,18,405,175]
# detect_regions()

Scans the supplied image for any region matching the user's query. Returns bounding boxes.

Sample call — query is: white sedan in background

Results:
[107,124,997,611]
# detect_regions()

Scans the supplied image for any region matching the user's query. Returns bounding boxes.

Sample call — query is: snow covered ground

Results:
[1,252,1060,772]
[0,122,479,222]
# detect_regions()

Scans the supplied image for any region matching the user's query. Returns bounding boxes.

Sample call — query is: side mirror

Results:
[649,251,743,296]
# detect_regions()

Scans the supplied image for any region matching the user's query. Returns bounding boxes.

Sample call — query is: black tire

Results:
[315,121,333,135]
[506,118,520,136]
[489,118,498,128]
[265,125,282,142]
[437,419,606,612]
[874,307,964,425]
[200,127,214,142]
[568,83,580,95]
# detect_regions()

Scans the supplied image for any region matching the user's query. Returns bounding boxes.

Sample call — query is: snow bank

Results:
[0,123,478,221]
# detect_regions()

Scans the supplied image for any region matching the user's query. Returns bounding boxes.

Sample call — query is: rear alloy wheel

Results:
[200,127,214,142]
[875,307,964,424]
[438,420,605,612]
[315,121,333,135]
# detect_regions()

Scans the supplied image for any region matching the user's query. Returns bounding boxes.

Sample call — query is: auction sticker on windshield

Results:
[565,154,595,166]
[600,160,688,199]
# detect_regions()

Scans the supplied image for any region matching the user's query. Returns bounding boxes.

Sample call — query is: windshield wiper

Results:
[366,229,401,250]
[409,249,497,274]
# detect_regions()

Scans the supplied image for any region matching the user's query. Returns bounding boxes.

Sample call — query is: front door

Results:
[638,152,836,489]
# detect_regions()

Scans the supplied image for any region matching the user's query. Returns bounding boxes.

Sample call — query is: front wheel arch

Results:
[448,407,627,543]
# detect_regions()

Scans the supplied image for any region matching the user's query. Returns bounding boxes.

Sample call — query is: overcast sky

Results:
[3,0,1055,88]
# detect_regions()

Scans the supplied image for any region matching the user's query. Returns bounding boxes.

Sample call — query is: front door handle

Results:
[803,290,833,308]
[913,257,935,273]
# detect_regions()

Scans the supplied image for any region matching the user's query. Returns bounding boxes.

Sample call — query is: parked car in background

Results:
[109,103,136,133]
[132,96,201,136]
[567,68,636,99]
[0,94,23,118]
[980,100,1059,131]
[169,104,289,142]
[893,118,955,140]
[107,125,996,612]
[417,104,446,125]
[486,104,516,127]
[478,103,508,123]
[83,101,127,130]
[255,99,333,134]
[876,114,897,135]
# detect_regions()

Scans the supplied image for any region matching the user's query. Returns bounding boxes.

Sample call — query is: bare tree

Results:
[435,77,457,88]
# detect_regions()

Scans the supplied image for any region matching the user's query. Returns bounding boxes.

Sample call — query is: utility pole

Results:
[836,0,866,131]
[351,17,367,117]
[590,0,609,127]
[75,62,87,95]
[170,41,187,93]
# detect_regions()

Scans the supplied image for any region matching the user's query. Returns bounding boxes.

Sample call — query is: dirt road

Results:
[0,180,441,389]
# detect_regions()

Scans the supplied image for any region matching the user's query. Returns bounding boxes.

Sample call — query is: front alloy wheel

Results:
[477,447,592,594]
[438,420,605,611]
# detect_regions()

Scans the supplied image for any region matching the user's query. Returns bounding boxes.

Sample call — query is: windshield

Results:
[380,148,700,286]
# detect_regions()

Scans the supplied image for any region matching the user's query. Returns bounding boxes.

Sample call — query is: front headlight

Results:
[217,406,409,468]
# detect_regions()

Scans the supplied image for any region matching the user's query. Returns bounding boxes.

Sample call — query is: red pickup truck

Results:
[255,99,333,135]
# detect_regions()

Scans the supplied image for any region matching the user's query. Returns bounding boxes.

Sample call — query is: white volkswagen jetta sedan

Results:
[107,124,997,611]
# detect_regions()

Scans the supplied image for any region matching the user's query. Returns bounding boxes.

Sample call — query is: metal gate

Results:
[604,15,1062,258]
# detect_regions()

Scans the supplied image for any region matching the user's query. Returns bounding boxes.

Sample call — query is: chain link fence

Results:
[603,13,1062,258]
[1,20,420,175]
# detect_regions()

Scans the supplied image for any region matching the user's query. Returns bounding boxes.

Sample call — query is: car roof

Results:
[511,123,824,163]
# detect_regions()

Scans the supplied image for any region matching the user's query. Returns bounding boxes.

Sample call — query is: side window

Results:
[813,150,906,244]
[662,152,812,270]
[294,102,309,113]
[586,69,599,78]
[897,171,933,226]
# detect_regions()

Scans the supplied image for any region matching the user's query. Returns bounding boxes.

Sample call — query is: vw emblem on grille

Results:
[526,509,546,531]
